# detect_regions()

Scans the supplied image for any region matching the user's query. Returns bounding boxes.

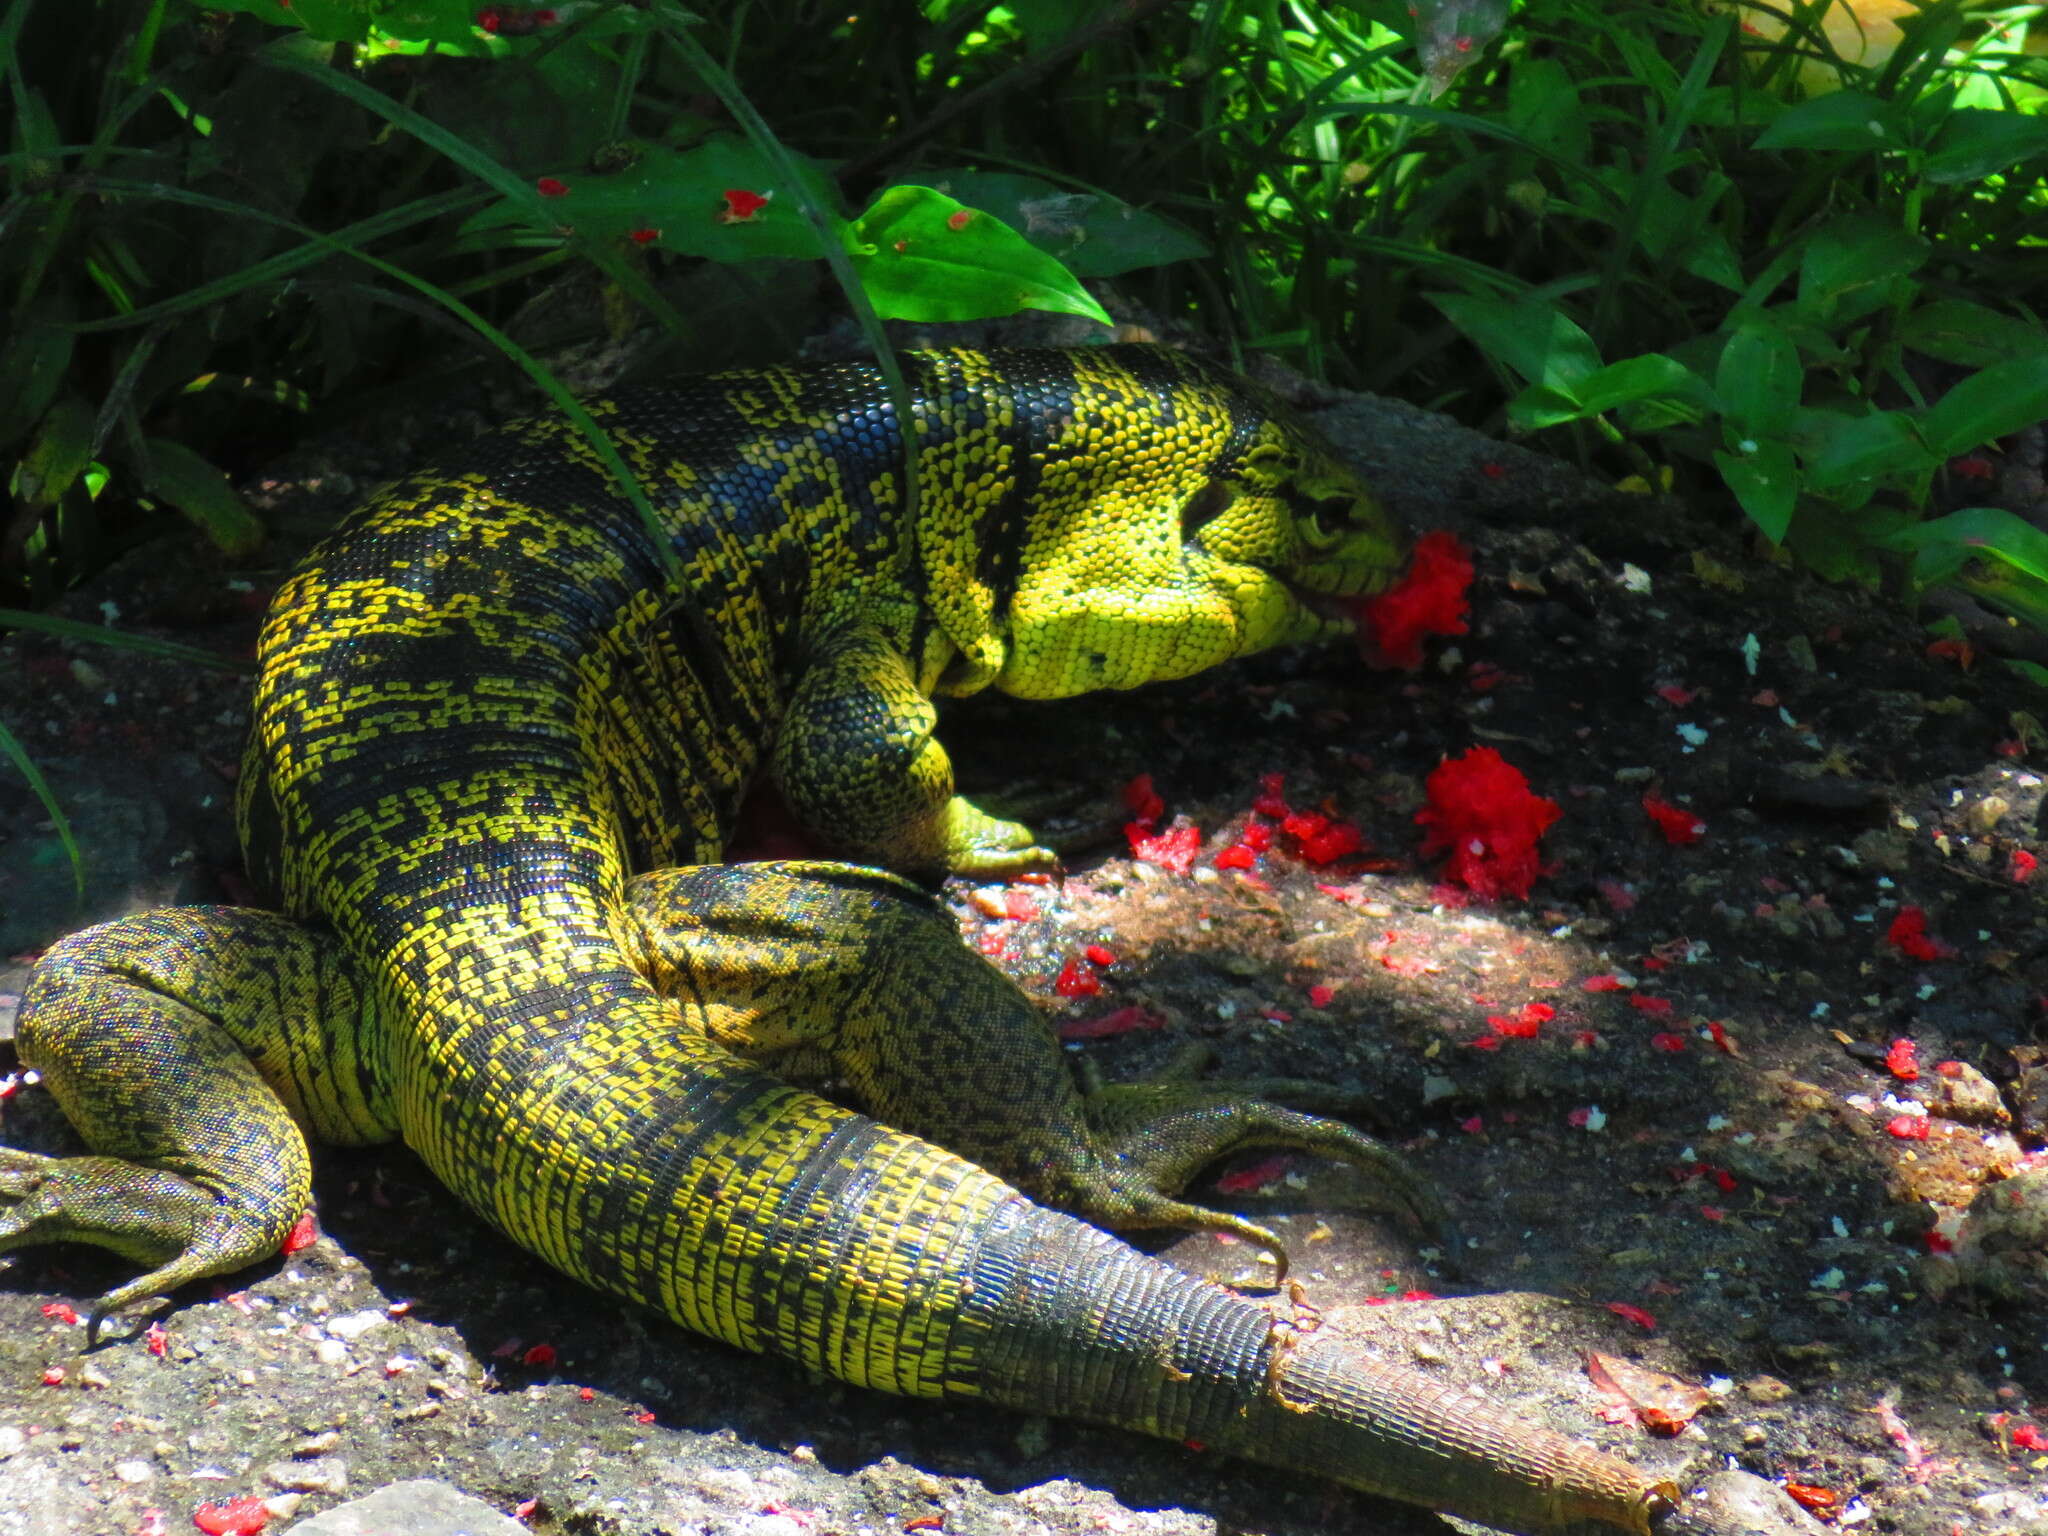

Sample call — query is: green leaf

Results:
[1713,440,1799,544]
[1887,507,2048,588]
[16,395,94,510]
[1505,383,1591,431]
[1716,317,1802,441]
[1792,407,1933,491]
[844,185,1112,326]
[1920,358,2048,459]
[1797,215,1926,324]
[1573,354,1710,419]
[464,138,841,261]
[2001,658,2048,689]
[1753,90,1906,152]
[1899,298,2048,369]
[916,169,1208,278]
[139,438,266,558]
[1429,292,1602,396]
[1922,108,2048,184]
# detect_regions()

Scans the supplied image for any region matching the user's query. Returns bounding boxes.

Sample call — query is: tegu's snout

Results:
[991,357,1407,702]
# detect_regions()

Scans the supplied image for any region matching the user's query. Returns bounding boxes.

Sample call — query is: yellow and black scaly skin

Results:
[2,347,1676,1535]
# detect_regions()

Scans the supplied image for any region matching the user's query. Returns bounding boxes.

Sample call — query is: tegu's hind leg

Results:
[1,908,392,1339]
[623,861,1443,1280]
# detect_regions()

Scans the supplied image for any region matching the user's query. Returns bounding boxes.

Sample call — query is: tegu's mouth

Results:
[1279,557,1406,634]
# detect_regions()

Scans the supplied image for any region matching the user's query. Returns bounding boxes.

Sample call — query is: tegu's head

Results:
[979,349,1405,701]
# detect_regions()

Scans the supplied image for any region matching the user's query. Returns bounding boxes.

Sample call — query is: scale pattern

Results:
[4,347,1675,1534]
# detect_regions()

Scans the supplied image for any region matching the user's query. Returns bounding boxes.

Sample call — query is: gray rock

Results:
[281,1479,525,1535]
[1669,1470,1832,1536]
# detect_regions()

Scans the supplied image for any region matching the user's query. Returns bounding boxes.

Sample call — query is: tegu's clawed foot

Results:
[1070,1078,1450,1278]
[937,794,1060,878]
[0,1147,288,1343]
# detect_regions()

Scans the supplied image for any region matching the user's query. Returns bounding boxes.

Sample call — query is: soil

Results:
[2,371,2046,1536]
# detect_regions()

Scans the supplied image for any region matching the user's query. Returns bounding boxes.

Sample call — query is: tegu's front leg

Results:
[773,622,1052,878]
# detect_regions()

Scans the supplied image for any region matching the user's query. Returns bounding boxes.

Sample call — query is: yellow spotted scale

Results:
[3,347,1675,1534]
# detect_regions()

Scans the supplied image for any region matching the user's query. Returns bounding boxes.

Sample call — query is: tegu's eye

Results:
[1180,477,1232,538]
[1306,495,1355,540]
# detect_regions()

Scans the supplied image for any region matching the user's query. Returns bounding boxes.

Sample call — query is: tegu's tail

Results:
[380,938,1671,1536]
[959,1199,1677,1535]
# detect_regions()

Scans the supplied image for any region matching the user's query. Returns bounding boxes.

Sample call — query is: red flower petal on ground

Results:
[1886,1115,1931,1140]
[1054,957,1103,998]
[1252,772,1289,819]
[1213,844,1256,870]
[1653,683,1697,706]
[1641,793,1706,846]
[2013,848,2038,884]
[41,1366,63,1386]
[1084,944,1116,968]
[1926,637,1975,669]
[1885,1038,1920,1082]
[522,1343,557,1368]
[1003,891,1039,921]
[1886,906,1953,961]
[1215,1154,1291,1194]
[1241,820,1273,852]
[40,1302,78,1325]
[193,1499,269,1536]
[2013,1422,2048,1451]
[146,1320,169,1357]
[1123,773,1165,826]
[1604,1302,1657,1331]
[1413,747,1560,900]
[1460,1115,1484,1134]
[1127,820,1201,875]
[1582,973,1625,992]
[1700,1205,1726,1222]
[282,1212,317,1254]
[1360,530,1473,671]
[1629,994,1674,1017]
[1307,984,1336,1008]
[1649,1033,1688,1053]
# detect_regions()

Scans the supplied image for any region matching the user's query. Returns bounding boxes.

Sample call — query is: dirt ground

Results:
[3,370,2047,1536]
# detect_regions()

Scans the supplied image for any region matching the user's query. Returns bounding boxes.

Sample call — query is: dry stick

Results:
[835,0,1189,188]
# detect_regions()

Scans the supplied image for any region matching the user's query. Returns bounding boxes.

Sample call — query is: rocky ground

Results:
[2,362,2046,1536]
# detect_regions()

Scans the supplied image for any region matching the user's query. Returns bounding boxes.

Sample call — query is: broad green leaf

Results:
[916,170,1208,278]
[1713,440,1798,544]
[15,395,93,509]
[1792,407,1932,491]
[1429,292,1602,395]
[1922,108,2048,184]
[1753,91,1906,152]
[464,139,840,261]
[1797,216,1926,324]
[1572,354,1710,419]
[2001,658,2048,689]
[1506,383,1590,431]
[1506,56,1588,162]
[1920,358,2048,459]
[1716,318,1802,441]
[845,186,1111,326]
[368,0,480,47]
[140,438,266,557]
[1900,298,2048,369]
[1886,507,2048,588]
